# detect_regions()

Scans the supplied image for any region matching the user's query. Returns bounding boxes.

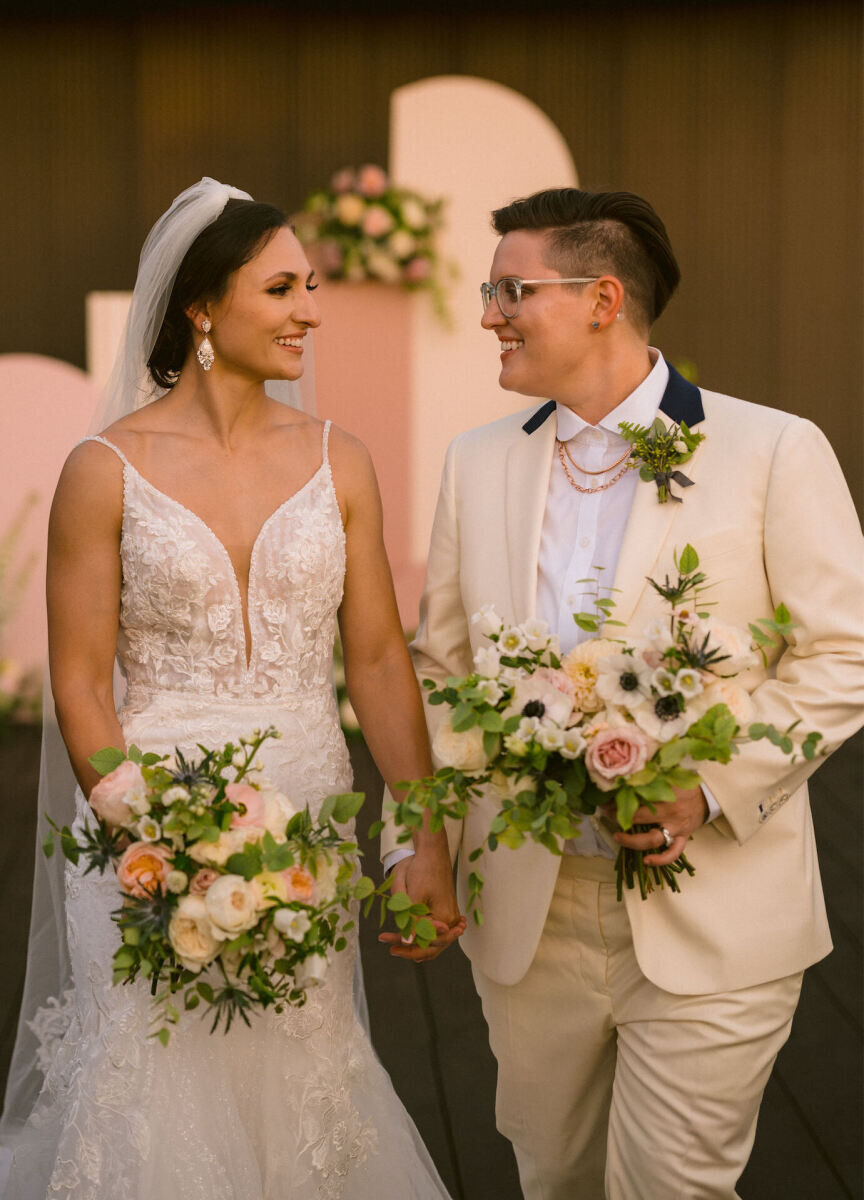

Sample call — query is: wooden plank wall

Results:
[0,0,860,507]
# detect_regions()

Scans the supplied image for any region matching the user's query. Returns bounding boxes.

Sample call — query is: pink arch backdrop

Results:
[0,76,576,672]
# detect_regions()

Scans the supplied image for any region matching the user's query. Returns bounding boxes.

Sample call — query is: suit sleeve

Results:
[699,416,864,843]
[379,437,472,864]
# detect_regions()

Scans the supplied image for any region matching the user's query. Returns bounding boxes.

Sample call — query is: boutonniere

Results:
[618,418,705,503]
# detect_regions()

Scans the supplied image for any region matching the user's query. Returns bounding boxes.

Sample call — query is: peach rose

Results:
[226,781,266,828]
[117,841,172,897]
[585,725,654,792]
[283,865,317,904]
[168,894,224,972]
[89,759,148,827]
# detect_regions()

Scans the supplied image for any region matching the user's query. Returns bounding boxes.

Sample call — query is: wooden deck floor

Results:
[1,726,861,1198]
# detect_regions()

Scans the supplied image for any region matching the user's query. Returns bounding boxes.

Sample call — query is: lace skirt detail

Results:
[4,701,450,1200]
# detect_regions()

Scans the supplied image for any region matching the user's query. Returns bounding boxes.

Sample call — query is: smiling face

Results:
[481,229,598,402]
[203,225,320,382]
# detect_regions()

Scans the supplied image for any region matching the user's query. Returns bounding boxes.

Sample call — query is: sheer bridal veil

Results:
[0,178,316,1152]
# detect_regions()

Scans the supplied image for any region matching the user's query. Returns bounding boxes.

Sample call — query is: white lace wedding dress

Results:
[5,423,450,1200]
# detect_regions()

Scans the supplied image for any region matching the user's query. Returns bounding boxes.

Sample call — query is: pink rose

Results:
[585,725,654,792]
[403,256,431,284]
[226,782,266,828]
[117,842,172,898]
[330,166,356,193]
[89,759,147,827]
[361,205,395,238]
[189,868,221,895]
[356,163,388,197]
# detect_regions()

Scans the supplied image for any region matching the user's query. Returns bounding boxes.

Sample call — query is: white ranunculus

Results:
[295,952,329,989]
[432,722,489,773]
[204,875,260,936]
[168,895,225,972]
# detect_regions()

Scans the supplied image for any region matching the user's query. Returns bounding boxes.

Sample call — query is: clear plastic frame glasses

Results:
[480,275,599,319]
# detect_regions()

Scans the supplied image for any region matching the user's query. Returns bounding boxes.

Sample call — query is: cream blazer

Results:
[385,366,864,994]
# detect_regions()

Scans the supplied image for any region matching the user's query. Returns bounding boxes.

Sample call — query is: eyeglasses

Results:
[480,276,599,319]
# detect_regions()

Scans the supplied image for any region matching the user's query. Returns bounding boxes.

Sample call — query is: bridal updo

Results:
[148,197,289,389]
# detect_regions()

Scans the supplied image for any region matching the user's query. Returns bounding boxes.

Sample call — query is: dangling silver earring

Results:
[616,310,624,322]
[197,319,214,371]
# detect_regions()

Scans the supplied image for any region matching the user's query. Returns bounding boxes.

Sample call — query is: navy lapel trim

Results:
[658,362,705,426]
[520,362,704,436]
[522,400,556,434]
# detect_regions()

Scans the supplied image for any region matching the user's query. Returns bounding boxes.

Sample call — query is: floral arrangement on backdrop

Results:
[295,164,454,322]
[380,546,823,913]
[46,727,435,1041]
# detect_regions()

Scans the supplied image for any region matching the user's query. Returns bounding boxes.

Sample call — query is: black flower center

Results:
[654,695,681,721]
[619,671,640,692]
[522,700,546,718]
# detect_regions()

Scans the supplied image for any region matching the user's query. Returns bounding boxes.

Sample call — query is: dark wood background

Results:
[0,0,861,510]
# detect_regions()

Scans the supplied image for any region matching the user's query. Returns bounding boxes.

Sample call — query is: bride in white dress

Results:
[1,179,462,1198]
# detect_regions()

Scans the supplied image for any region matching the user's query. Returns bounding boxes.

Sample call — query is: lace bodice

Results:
[84,423,345,705]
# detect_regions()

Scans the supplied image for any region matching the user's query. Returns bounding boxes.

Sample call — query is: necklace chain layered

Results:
[555,438,634,494]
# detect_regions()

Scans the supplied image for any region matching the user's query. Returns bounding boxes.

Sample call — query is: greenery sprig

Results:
[618,417,705,503]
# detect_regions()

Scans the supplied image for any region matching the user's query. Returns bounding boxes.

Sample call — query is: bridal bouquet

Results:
[44,728,413,1042]
[386,547,822,914]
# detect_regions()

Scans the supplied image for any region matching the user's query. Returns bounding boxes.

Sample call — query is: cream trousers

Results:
[472,856,803,1200]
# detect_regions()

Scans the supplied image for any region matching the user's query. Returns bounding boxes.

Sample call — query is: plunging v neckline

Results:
[124,458,327,671]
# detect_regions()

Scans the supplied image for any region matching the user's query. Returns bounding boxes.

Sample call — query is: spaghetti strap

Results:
[77,434,131,468]
[321,419,332,466]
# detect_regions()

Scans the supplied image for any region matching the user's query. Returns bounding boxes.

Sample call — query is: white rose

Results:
[261,789,296,840]
[400,198,428,231]
[204,875,260,936]
[700,680,755,726]
[168,894,225,972]
[295,952,329,989]
[432,723,489,772]
[188,827,252,868]
[693,619,759,677]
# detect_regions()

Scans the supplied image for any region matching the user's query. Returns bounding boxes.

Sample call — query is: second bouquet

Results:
[384,546,822,914]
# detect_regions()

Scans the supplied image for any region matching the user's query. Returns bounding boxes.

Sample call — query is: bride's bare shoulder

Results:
[53,437,125,518]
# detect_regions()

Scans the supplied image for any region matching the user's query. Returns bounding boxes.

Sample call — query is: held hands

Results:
[379,848,466,964]
[611,786,709,867]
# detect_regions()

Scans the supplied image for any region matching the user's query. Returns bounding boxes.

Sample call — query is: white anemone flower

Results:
[633,695,691,742]
[596,653,653,711]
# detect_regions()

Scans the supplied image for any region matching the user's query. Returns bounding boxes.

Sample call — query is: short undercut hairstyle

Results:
[491,188,680,332]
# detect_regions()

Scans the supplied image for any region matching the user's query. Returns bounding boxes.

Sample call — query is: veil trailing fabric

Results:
[0,178,325,1161]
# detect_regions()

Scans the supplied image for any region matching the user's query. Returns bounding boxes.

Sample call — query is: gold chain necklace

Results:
[556,439,632,494]
[557,438,633,475]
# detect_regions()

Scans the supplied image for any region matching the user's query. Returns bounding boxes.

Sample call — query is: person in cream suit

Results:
[381,187,864,1198]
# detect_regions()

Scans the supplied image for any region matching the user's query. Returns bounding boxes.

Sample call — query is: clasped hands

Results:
[378,845,466,964]
[608,785,709,866]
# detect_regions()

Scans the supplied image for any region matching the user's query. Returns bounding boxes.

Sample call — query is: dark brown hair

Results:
[148,198,289,388]
[491,188,680,331]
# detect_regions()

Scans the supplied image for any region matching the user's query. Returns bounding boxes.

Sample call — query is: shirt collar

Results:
[555,349,669,442]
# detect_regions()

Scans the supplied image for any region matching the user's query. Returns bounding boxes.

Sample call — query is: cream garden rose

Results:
[204,875,260,936]
[168,894,225,972]
[432,723,488,773]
